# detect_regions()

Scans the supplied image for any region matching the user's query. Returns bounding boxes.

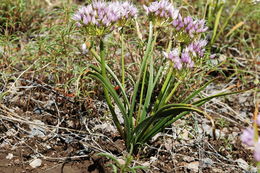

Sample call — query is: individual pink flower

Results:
[187,40,207,57]
[254,142,260,161]
[163,49,183,70]
[240,127,254,146]
[180,50,194,68]
[256,113,260,126]
[210,54,216,59]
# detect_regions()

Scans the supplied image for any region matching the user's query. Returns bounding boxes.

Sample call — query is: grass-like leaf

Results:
[182,79,216,103]
[133,104,204,144]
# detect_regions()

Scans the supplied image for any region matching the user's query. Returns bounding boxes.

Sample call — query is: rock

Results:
[29,158,42,168]
[219,54,227,62]
[236,158,248,170]
[65,136,74,143]
[202,124,211,134]
[143,162,150,167]
[201,158,213,167]
[222,128,229,133]
[248,167,258,173]
[212,168,223,172]
[6,129,17,137]
[150,156,157,162]
[6,153,14,160]
[240,112,247,118]
[117,158,125,165]
[164,138,173,150]
[29,120,45,138]
[183,156,194,162]
[93,122,117,133]
[239,96,247,103]
[180,129,189,140]
[14,159,20,164]
[185,161,199,172]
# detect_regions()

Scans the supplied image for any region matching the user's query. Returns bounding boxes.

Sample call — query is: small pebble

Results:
[29,158,42,168]
[6,153,14,160]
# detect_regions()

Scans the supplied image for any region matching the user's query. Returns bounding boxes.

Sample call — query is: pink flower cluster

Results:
[163,39,207,70]
[72,1,137,28]
[240,113,260,161]
[172,15,208,38]
[143,0,179,20]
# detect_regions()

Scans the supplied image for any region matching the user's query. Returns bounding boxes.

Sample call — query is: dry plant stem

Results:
[99,39,124,139]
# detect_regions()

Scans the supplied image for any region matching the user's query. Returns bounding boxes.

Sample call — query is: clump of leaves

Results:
[72,0,252,154]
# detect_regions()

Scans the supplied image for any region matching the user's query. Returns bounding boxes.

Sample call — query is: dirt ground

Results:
[0,76,258,173]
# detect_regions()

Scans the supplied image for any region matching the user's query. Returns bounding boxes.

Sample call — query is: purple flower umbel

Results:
[163,38,208,70]
[72,1,138,35]
[143,0,179,21]
[172,15,208,38]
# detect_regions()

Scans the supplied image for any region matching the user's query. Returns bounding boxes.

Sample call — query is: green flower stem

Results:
[129,22,153,125]
[153,66,173,111]
[137,61,148,122]
[99,39,124,139]
[100,39,106,78]
[89,47,130,108]
[137,29,158,124]
[164,80,181,104]
[120,31,125,89]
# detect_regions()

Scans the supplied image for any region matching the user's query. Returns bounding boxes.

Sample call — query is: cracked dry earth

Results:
[0,74,259,173]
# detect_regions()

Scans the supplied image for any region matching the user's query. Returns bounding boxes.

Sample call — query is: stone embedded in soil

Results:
[180,129,189,140]
[183,156,195,162]
[150,156,157,162]
[164,138,174,150]
[143,161,150,167]
[29,158,42,168]
[6,129,17,137]
[201,158,213,167]
[93,122,117,133]
[6,153,14,160]
[236,158,249,170]
[238,96,247,103]
[184,161,199,172]
[29,120,46,138]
